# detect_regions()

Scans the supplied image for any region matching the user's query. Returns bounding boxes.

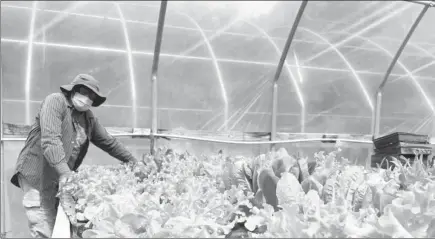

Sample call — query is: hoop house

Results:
[1,1,435,237]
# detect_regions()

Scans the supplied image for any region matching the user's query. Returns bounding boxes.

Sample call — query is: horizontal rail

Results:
[140,133,373,145]
[4,123,435,145]
[0,135,372,144]
[1,122,371,142]
[4,133,435,145]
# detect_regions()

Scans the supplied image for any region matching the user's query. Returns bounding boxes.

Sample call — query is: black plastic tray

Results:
[373,132,429,149]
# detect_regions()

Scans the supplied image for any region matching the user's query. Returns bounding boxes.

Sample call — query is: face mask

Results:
[71,93,93,112]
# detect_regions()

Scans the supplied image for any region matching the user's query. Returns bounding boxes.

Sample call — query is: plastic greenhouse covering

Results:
[1,1,435,238]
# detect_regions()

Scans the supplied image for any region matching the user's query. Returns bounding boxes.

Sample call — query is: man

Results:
[10,74,141,238]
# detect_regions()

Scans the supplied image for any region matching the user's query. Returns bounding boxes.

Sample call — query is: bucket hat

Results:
[60,74,106,107]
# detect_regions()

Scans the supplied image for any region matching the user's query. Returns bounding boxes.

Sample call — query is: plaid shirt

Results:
[10,92,137,191]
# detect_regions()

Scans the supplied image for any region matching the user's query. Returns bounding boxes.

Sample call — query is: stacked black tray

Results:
[371,132,432,169]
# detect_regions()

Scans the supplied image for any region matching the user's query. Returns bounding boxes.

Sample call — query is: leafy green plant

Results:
[58,147,435,238]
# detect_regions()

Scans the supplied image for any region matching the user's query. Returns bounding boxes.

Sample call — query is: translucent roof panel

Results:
[280,1,435,135]
[384,5,435,136]
[1,1,435,136]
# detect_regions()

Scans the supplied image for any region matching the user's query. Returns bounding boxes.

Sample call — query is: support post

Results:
[150,1,168,155]
[270,0,308,151]
[372,4,429,139]
[1,56,5,236]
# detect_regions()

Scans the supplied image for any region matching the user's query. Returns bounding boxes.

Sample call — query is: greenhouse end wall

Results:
[1,0,435,237]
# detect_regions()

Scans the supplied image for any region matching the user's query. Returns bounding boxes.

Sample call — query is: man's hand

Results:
[59,171,74,188]
[57,172,77,225]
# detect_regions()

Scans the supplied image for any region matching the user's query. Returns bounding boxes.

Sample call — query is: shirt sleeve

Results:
[39,94,71,176]
[90,117,137,163]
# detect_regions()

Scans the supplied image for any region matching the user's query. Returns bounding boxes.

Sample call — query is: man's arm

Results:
[90,117,138,163]
[40,94,71,177]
